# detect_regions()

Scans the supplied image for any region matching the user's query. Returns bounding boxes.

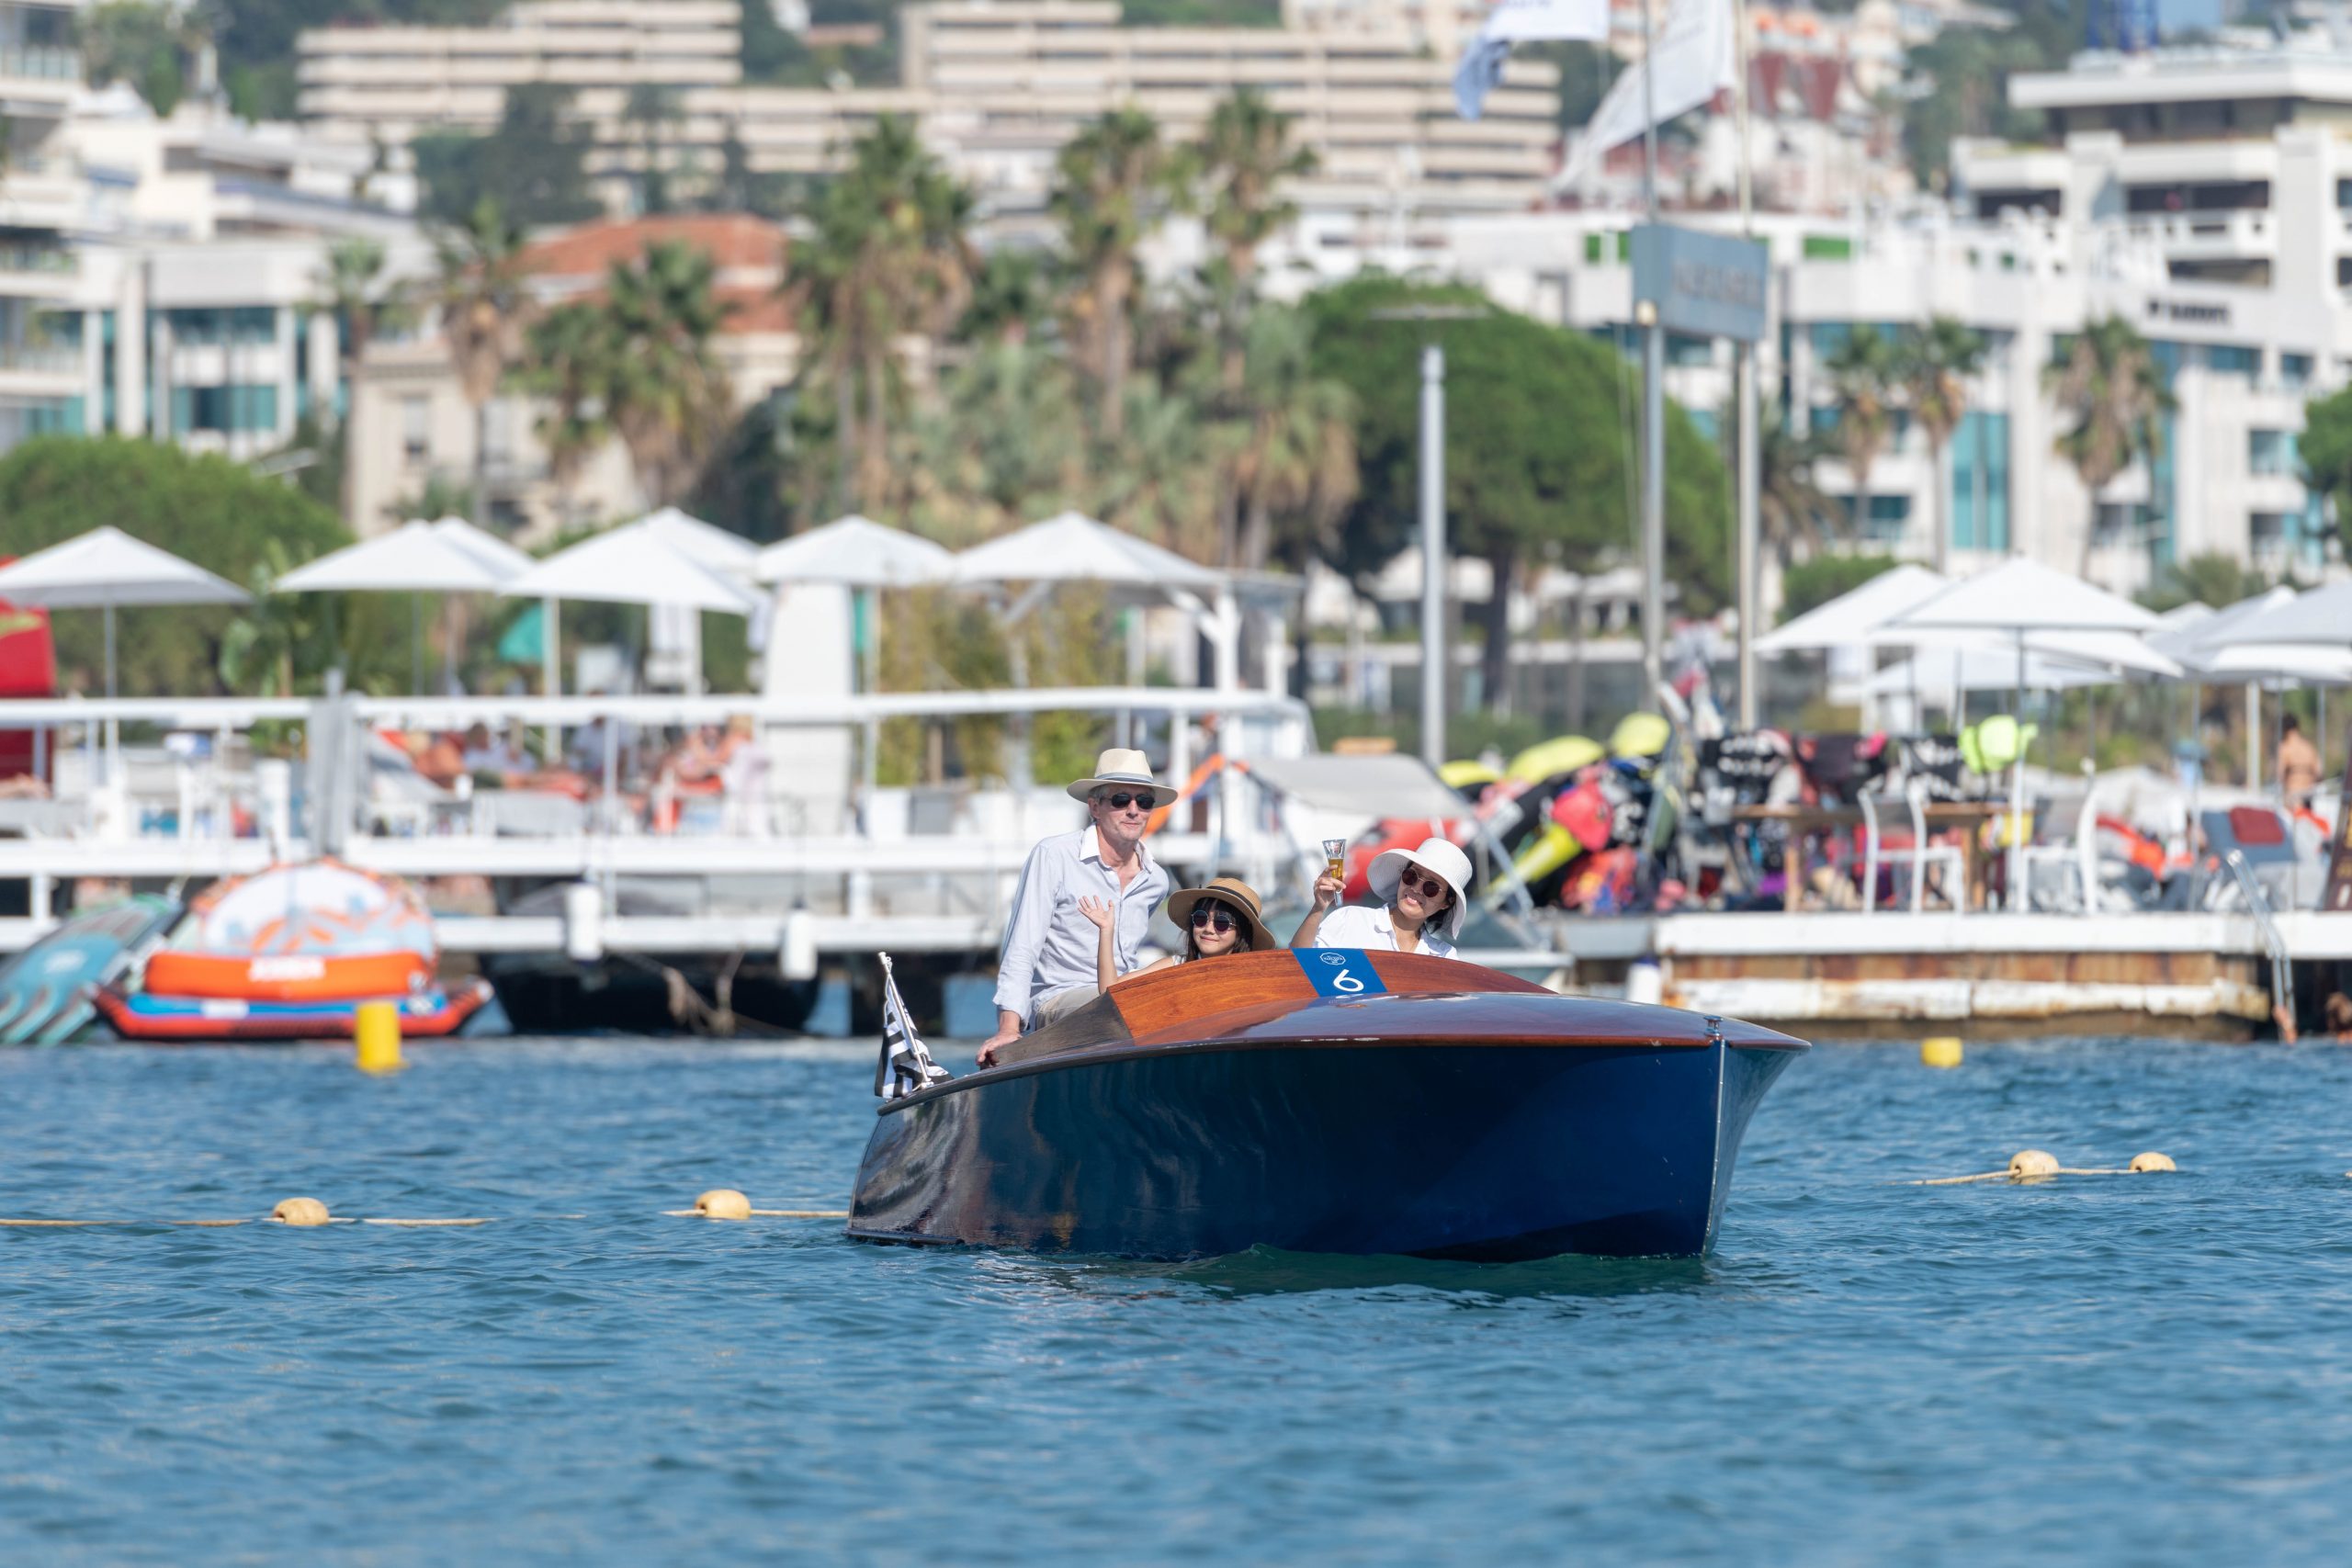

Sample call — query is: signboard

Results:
[1631,224,1769,344]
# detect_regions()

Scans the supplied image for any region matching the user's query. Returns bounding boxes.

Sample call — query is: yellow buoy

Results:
[271,1196,331,1227]
[2128,1151,2177,1173]
[1920,1037,1963,1069]
[2007,1150,2060,1180]
[354,1001,403,1075]
[694,1189,752,1221]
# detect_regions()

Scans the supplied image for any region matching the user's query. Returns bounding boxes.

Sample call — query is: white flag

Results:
[1454,0,1610,121]
[874,953,952,1100]
[1558,0,1736,185]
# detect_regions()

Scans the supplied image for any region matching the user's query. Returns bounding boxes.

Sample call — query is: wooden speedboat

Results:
[847,948,1806,1261]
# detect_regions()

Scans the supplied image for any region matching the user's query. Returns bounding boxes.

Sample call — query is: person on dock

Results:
[1080,875,1271,987]
[978,748,1176,1066]
[1290,836,1471,959]
[2278,715,2319,808]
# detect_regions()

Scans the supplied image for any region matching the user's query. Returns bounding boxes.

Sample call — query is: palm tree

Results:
[958,248,1052,346]
[1822,325,1900,542]
[311,237,414,525]
[433,197,536,529]
[1224,306,1358,573]
[516,301,612,531]
[783,117,973,510]
[597,240,733,506]
[2044,313,2176,575]
[1896,316,1987,572]
[1050,107,1174,439]
[1186,89,1318,412]
[1741,396,1842,569]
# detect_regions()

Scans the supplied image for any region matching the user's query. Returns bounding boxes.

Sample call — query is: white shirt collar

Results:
[1082,825,1152,874]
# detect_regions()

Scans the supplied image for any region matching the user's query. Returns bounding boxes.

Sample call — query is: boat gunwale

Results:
[875,1018,1804,1116]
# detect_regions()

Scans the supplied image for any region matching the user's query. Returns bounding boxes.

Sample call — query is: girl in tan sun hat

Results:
[1289,835,1473,959]
[1080,875,1271,987]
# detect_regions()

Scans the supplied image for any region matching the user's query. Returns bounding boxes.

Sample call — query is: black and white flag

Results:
[874,953,952,1100]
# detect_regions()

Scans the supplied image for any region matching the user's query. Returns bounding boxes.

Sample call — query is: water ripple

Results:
[4,1037,2351,1563]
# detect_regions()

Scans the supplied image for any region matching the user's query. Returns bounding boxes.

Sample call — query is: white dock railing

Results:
[0,686,1321,959]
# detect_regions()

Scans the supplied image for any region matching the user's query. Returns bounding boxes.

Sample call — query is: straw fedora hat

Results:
[1164,876,1274,953]
[1067,747,1177,807]
[1368,836,1474,942]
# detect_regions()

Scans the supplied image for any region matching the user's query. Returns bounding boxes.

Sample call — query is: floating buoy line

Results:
[1913,1149,2179,1186]
[0,1191,850,1228]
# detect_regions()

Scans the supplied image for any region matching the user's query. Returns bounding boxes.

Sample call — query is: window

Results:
[2248,428,2297,477]
[401,396,429,463]
[2205,344,2259,377]
[1951,411,2010,554]
[171,384,277,433]
[2284,353,2315,387]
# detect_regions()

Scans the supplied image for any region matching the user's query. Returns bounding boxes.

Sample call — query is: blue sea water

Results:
[5,1036,2351,1566]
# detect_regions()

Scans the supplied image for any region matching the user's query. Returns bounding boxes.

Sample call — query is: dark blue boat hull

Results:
[848,1040,1795,1261]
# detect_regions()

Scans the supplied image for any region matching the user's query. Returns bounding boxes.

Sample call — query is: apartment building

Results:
[1261,36,2352,604]
[0,0,94,446]
[298,1,1562,220]
[0,84,432,461]
[296,0,742,145]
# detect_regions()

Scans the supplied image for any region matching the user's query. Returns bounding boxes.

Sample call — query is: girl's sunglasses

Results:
[1189,905,1237,932]
[1401,874,1450,901]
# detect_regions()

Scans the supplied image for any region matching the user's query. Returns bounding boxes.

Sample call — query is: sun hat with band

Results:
[1163,876,1274,953]
[1068,747,1178,807]
[1367,836,1475,943]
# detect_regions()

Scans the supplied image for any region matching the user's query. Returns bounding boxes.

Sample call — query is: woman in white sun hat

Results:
[1289,835,1473,959]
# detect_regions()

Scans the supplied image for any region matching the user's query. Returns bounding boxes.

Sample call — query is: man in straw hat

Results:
[1290,835,1472,959]
[978,747,1177,1066]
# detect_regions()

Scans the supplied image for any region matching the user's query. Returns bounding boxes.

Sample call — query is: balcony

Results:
[2120,209,2275,258]
[0,44,82,103]
[0,337,83,400]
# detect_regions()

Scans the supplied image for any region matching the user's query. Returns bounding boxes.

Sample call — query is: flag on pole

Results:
[1558,0,1737,185]
[1454,0,1611,120]
[874,953,953,1100]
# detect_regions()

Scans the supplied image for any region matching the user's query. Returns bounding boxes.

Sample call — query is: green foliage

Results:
[414,85,603,230]
[0,436,355,696]
[2043,312,2175,570]
[1897,2,2084,189]
[78,2,190,116]
[1823,324,1901,520]
[2137,551,2273,615]
[2301,383,2352,559]
[1778,553,1901,624]
[1115,0,1280,23]
[598,240,735,504]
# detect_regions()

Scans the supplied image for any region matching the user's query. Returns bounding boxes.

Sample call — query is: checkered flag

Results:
[874,953,952,1100]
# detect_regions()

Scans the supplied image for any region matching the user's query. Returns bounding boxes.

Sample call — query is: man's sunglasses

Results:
[1189,906,1237,932]
[1401,874,1450,901]
[1094,792,1148,810]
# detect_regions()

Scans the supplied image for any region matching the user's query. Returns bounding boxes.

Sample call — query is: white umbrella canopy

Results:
[2188,581,2346,650]
[753,515,954,588]
[1866,646,2132,701]
[274,518,521,594]
[0,525,250,697]
[950,511,1222,591]
[431,516,536,581]
[634,505,760,577]
[1754,562,1950,655]
[1883,556,2159,636]
[503,522,758,615]
[0,525,248,609]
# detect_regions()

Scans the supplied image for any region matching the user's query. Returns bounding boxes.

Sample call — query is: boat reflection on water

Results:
[848,949,1806,1262]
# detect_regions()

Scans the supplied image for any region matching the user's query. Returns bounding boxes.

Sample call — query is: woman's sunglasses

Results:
[1400,874,1450,901]
[1189,905,1237,932]
[1095,792,1148,810]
